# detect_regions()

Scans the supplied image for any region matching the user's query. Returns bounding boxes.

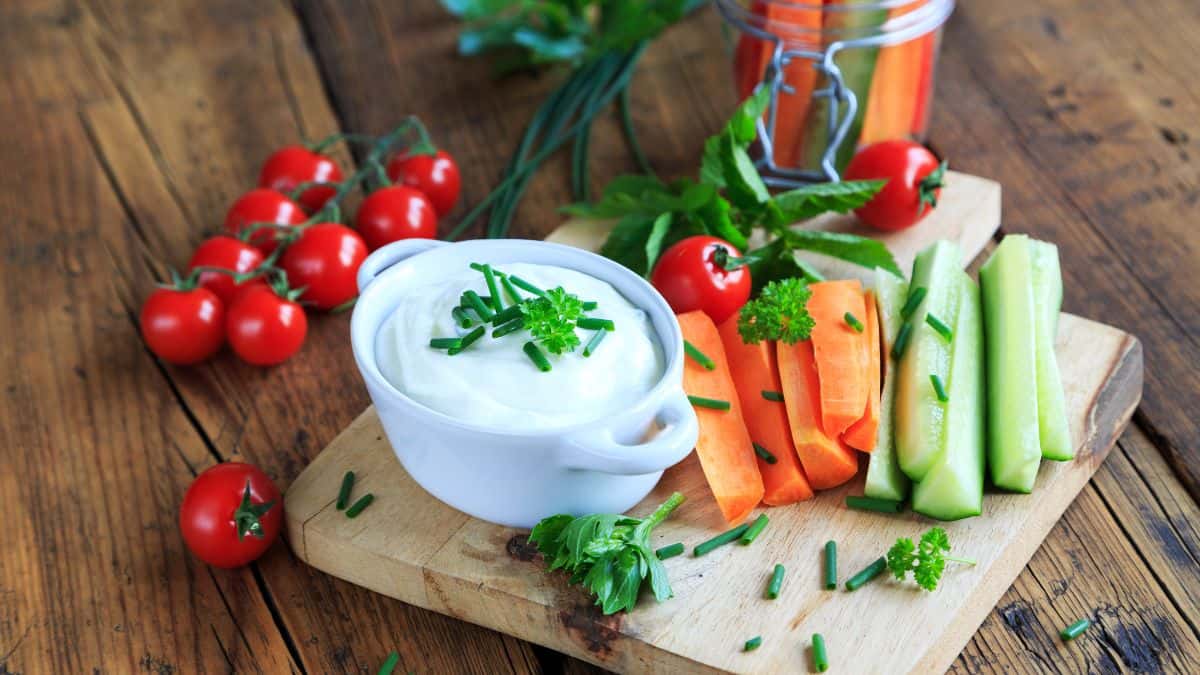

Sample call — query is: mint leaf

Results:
[741,239,823,294]
[599,214,659,275]
[728,86,770,146]
[770,179,886,224]
[700,135,725,188]
[782,230,902,276]
[721,133,769,211]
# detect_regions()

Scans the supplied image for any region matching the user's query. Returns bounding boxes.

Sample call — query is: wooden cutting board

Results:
[284,172,1142,674]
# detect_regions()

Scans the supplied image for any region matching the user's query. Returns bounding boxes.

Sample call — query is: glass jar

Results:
[717,0,955,183]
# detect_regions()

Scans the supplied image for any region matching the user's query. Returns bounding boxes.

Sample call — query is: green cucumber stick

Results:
[1029,239,1073,460]
[864,267,911,501]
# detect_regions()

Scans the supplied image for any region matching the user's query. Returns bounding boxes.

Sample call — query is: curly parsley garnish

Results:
[886,527,976,591]
[519,286,585,355]
[737,278,815,345]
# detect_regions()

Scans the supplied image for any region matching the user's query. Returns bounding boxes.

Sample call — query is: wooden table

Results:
[1,0,1196,672]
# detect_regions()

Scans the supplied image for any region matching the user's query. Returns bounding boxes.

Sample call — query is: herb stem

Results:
[845,557,887,591]
[482,264,503,311]
[451,306,474,329]
[761,390,784,402]
[1060,618,1091,641]
[845,495,904,513]
[448,326,486,354]
[766,563,785,599]
[892,322,914,359]
[523,341,552,372]
[345,493,375,519]
[844,312,864,332]
[743,636,762,652]
[377,651,400,675]
[684,340,716,370]
[812,634,829,672]
[752,443,777,464]
[576,317,614,331]
[642,491,686,530]
[336,471,355,511]
[740,513,770,544]
[931,373,949,402]
[926,312,953,342]
[688,395,731,411]
[823,541,837,590]
[492,318,525,339]
[901,286,927,319]
[509,275,547,298]
[429,337,463,350]
[583,330,607,357]
[463,290,494,321]
[655,542,684,560]
[694,523,751,556]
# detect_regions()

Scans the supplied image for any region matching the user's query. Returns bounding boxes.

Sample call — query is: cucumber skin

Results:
[912,272,985,520]
[864,267,911,501]
[895,240,962,482]
[1029,240,1073,460]
[980,235,1042,493]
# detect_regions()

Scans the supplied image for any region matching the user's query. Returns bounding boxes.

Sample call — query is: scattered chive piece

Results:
[377,651,399,675]
[582,301,598,311]
[743,636,762,652]
[583,330,607,357]
[451,306,474,329]
[740,514,770,545]
[468,262,486,272]
[509,275,547,298]
[429,337,463,350]
[823,541,837,590]
[761,390,784,402]
[931,373,949,402]
[490,304,524,326]
[812,634,829,672]
[845,556,887,591]
[1060,618,1091,641]
[577,317,615,331]
[766,563,785,599]
[492,318,525,339]
[684,340,717,370]
[844,312,864,332]
[688,395,731,411]
[499,274,523,306]
[655,542,685,560]
[925,312,954,342]
[463,290,494,321]
[336,471,355,511]
[753,442,777,465]
[694,523,751,556]
[892,322,913,359]
[523,341,552,372]
[345,493,375,518]
[845,495,904,513]
[901,286,928,319]
[481,265,503,311]
[448,326,485,355]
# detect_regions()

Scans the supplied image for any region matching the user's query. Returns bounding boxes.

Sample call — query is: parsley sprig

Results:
[886,527,976,591]
[737,278,816,345]
[520,287,585,355]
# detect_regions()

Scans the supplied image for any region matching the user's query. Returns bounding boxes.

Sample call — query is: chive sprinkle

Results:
[925,312,953,342]
[523,341,552,372]
[901,286,927,319]
[463,290,494,321]
[740,514,770,544]
[577,317,615,331]
[752,442,777,465]
[655,542,684,560]
[499,274,523,306]
[582,301,598,311]
[492,318,525,339]
[766,563,785,599]
[429,337,463,350]
[336,471,355,511]
[844,312,864,332]
[345,493,375,518]
[490,304,524,326]
[481,265,503,311]
[845,495,904,513]
[743,636,762,652]
[448,326,486,355]
[688,395,731,411]
[468,262,487,272]
[845,556,887,591]
[451,306,474,329]
[377,650,399,675]
[812,634,829,672]
[694,523,750,556]
[684,340,716,370]
[892,322,914,359]
[931,373,949,402]
[823,541,837,590]
[761,390,784,402]
[1060,618,1091,641]
[583,330,607,357]
[509,275,547,298]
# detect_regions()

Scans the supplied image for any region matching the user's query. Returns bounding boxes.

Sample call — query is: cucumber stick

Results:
[911,272,985,520]
[1029,240,1073,460]
[980,235,1042,492]
[864,267,910,501]
[895,240,962,481]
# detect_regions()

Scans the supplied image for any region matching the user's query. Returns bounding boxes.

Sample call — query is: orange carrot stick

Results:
[765,2,822,168]
[777,339,860,489]
[807,280,870,437]
[843,290,881,451]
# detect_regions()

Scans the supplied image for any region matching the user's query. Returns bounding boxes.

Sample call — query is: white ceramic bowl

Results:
[350,238,698,528]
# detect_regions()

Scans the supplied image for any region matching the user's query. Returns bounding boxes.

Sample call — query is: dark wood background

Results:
[1,0,1197,672]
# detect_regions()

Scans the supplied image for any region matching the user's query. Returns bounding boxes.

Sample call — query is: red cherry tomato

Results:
[354,186,438,250]
[180,462,282,569]
[225,285,307,366]
[187,236,264,304]
[386,150,461,217]
[223,189,307,254]
[650,236,751,324]
[279,223,368,310]
[258,145,344,214]
[140,287,225,365]
[844,140,946,232]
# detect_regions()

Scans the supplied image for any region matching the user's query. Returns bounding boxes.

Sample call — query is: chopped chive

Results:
[743,636,762,652]
[492,318,525,339]
[577,317,615,331]
[901,286,927,319]
[931,373,949,402]
[752,442,777,465]
[761,390,784,402]
[500,274,523,306]
[523,341,552,372]
[468,262,486,272]
[688,395,731,411]
[694,523,750,556]
[463,290,494,321]
[481,265,503,311]
[451,306,474,329]
[583,329,607,357]
[925,312,953,342]
[845,556,887,591]
[844,312,864,332]
[1060,618,1091,641]
[892,322,913,359]
[509,275,547,298]
[684,340,716,370]
[377,650,399,675]
[740,514,770,544]
[335,471,355,511]
[490,304,524,326]
[429,337,463,350]
[448,326,486,355]
[823,541,837,590]
[845,495,904,513]
[582,301,598,311]
[812,634,829,672]
[345,493,375,518]
[655,542,684,560]
[766,563,785,599]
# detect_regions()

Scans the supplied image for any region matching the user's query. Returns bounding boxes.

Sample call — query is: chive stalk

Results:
[492,318,525,339]
[892,322,913,359]
[336,471,355,511]
[688,395,731,411]
[490,304,524,326]
[523,341,552,372]
[448,326,486,354]
[346,493,375,519]
[500,274,523,306]
[766,563,785,599]
[655,542,684,560]
[576,317,615,331]
[844,312,864,332]
[761,390,784,402]
[482,265,503,311]
[451,306,474,329]
[925,312,953,342]
[684,340,716,370]
[743,636,762,652]
[901,286,927,319]
[509,275,547,298]
[463,290,494,321]
[752,442,777,465]
[1060,618,1091,641]
[378,651,400,675]
[845,557,887,591]
[823,541,837,590]
[845,495,904,513]
[583,330,607,356]
[931,373,949,402]
[582,301,598,311]
[429,337,463,350]
[740,514,770,544]
[812,634,829,672]
[694,523,751,556]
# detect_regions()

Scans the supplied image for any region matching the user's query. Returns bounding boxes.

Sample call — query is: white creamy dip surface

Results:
[375,262,664,431]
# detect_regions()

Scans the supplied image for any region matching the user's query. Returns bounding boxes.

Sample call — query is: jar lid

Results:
[717,0,954,48]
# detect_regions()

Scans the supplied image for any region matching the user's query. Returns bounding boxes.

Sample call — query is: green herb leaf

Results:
[720,132,770,211]
[781,230,903,277]
[598,213,659,275]
[741,239,825,294]
[694,193,746,250]
[737,278,815,345]
[886,527,975,592]
[644,212,672,272]
[769,180,886,224]
[520,286,585,354]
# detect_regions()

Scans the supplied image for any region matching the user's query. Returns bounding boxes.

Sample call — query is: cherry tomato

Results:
[386,150,461,217]
[225,285,307,366]
[180,462,282,569]
[279,223,368,310]
[844,140,946,232]
[140,287,225,365]
[187,236,264,304]
[650,236,751,324]
[223,189,307,254]
[354,186,438,250]
[258,145,344,214]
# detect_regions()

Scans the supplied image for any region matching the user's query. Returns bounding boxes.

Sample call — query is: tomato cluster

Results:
[139,122,461,367]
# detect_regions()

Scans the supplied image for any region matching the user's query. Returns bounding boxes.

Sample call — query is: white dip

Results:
[375,262,664,430]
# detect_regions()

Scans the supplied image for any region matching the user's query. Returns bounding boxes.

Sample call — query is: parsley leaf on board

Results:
[886,527,976,592]
[737,278,816,345]
[520,286,585,354]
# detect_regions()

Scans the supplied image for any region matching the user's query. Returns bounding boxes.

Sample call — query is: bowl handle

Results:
[558,391,698,475]
[357,239,448,293]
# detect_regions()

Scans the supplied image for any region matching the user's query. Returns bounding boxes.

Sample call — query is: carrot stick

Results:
[909,32,939,137]
[807,280,871,437]
[777,339,860,489]
[733,2,772,100]
[765,2,822,168]
[677,311,765,523]
[717,316,815,505]
[843,290,880,451]
[860,1,927,145]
